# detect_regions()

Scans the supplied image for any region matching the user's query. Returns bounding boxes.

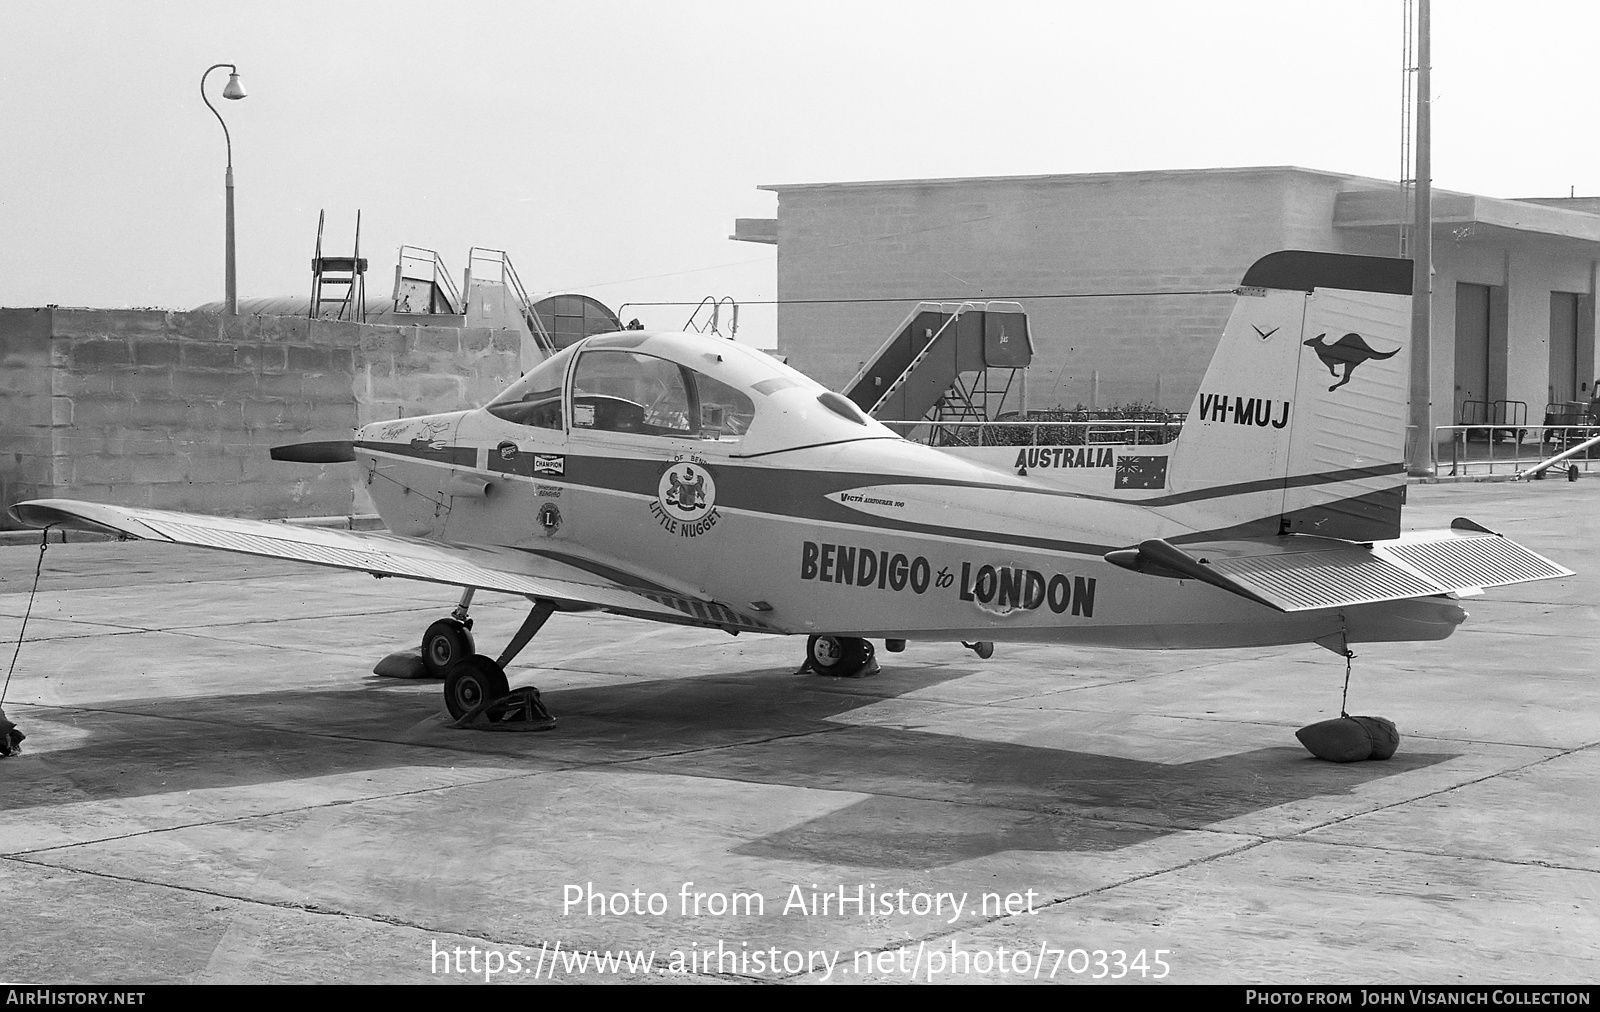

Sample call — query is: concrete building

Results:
[733,166,1600,441]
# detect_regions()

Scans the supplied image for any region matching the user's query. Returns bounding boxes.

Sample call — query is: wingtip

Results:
[7,500,128,536]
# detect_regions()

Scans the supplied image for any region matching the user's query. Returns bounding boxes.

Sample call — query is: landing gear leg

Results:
[494,599,555,669]
[443,599,558,731]
[450,587,475,624]
[961,640,994,659]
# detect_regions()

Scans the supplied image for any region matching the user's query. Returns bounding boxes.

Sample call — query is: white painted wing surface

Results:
[9,498,688,620]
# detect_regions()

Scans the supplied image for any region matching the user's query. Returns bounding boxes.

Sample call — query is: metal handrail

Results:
[393,245,460,314]
[1432,424,1599,476]
[682,296,739,339]
[864,308,968,417]
[879,418,1183,448]
[464,247,556,355]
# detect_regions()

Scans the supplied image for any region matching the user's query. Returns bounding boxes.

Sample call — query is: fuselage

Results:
[353,331,1464,650]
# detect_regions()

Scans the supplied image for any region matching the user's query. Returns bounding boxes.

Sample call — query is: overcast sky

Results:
[3,1,1596,347]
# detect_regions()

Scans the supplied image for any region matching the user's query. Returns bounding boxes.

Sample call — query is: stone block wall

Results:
[0,310,56,518]
[0,308,523,526]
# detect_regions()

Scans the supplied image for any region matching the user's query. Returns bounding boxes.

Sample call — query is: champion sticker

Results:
[533,454,565,476]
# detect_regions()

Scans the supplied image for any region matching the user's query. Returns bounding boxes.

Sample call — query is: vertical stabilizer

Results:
[1163,251,1413,541]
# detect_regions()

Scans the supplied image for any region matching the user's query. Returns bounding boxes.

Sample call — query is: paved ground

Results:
[1,481,1596,985]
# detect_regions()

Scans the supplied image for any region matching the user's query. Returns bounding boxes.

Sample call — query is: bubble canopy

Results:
[485,331,897,455]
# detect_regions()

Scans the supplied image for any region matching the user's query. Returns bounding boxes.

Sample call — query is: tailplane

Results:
[1162,251,1413,541]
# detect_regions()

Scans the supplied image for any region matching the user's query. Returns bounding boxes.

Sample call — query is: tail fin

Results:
[1163,251,1413,541]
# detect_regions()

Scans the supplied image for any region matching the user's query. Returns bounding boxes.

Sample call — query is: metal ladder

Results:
[309,210,368,321]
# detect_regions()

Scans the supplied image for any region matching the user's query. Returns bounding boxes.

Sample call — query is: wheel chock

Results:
[849,654,881,679]
[0,707,24,758]
[449,686,557,732]
[373,650,430,679]
[796,655,880,678]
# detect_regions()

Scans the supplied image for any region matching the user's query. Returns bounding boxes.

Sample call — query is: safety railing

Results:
[393,245,461,315]
[682,296,739,339]
[1433,424,1600,477]
[880,418,1183,448]
[464,247,556,356]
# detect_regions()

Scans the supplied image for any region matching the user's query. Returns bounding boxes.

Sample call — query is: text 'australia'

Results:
[1012,446,1114,469]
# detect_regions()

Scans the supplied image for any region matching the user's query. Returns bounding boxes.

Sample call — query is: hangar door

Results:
[1549,292,1580,404]
[1454,283,1491,424]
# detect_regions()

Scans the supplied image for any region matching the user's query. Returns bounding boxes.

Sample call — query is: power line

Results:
[616,288,1238,307]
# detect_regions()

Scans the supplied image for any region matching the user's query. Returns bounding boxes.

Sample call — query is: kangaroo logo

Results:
[1302,332,1400,392]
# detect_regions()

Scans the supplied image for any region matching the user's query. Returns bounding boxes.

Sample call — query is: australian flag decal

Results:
[1115,455,1168,490]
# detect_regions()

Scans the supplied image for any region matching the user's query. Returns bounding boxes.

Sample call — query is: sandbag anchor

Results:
[1295,715,1400,763]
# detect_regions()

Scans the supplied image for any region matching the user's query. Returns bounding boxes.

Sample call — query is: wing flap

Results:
[8,498,686,620]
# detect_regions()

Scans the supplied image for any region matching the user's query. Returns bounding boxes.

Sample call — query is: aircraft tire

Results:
[444,655,510,720]
[422,619,475,679]
[806,635,868,675]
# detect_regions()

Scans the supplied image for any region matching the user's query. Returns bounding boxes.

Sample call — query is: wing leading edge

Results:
[1106,522,1572,613]
[8,499,772,630]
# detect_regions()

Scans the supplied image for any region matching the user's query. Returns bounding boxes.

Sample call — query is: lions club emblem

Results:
[658,461,716,523]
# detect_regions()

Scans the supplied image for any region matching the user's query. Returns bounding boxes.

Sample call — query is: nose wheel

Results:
[803,635,878,678]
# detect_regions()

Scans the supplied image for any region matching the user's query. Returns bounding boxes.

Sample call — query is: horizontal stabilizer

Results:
[1107,528,1571,613]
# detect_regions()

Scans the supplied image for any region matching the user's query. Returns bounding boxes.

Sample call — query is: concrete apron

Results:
[0,482,1596,983]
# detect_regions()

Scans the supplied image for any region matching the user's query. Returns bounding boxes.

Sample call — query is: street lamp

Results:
[201,64,247,315]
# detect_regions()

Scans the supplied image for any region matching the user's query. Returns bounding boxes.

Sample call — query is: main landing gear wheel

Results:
[422,619,474,679]
[443,654,510,720]
[804,635,878,678]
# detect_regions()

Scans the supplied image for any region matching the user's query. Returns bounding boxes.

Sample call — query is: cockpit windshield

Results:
[570,349,755,440]
[485,345,576,428]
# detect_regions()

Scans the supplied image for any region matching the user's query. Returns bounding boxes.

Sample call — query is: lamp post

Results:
[201,64,247,315]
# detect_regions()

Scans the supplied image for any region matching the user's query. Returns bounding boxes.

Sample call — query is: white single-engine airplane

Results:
[10,251,1573,746]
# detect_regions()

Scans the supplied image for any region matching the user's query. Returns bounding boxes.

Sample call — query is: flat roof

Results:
[757,165,1399,193]
[1335,189,1600,248]
[757,165,1600,248]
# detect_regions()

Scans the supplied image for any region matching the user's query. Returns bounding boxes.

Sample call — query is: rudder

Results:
[1163,251,1413,541]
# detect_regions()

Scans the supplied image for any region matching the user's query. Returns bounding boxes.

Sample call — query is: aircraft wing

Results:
[7,498,749,627]
[1107,520,1573,613]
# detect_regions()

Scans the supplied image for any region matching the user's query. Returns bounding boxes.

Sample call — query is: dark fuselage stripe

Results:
[359,442,1406,561]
